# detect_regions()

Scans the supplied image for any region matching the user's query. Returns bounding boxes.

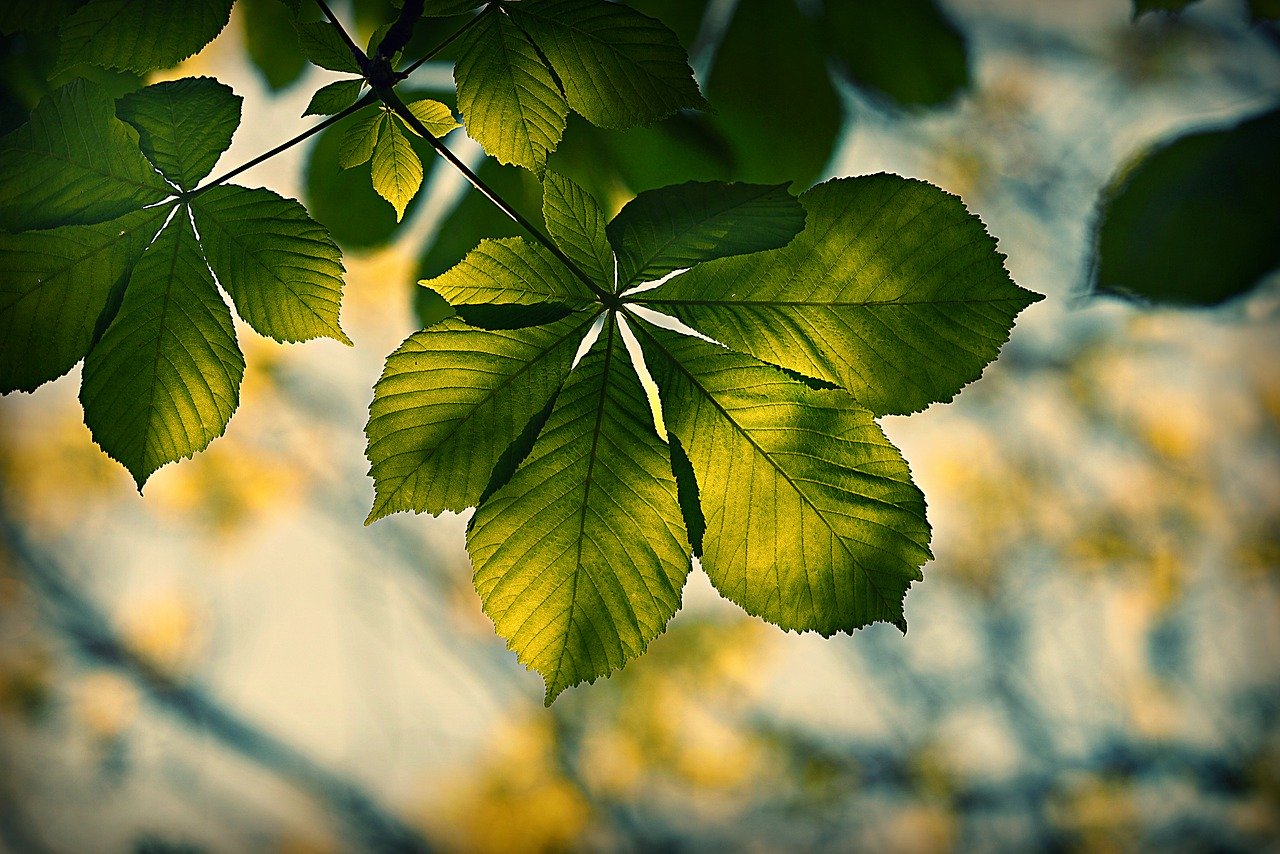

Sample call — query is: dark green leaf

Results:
[1092,106,1280,306]
[366,313,595,519]
[192,185,350,344]
[639,175,1042,416]
[0,206,168,392]
[0,0,83,35]
[469,317,690,702]
[421,0,484,15]
[56,0,234,74]
[304,79,364,116]
[242,0,309,91]
[607,181,806,290]
[80,213,245,489]
[295,20,365,74]
[0,79,171,231]
[636,323,930,634]
[542,170,614,289]
[116,77,241,191]
[507,0,707,129]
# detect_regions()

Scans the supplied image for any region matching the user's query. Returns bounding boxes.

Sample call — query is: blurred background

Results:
[2,0,1279,850]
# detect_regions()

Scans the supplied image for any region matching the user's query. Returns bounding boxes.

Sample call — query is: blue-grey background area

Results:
[1,0,1278,850]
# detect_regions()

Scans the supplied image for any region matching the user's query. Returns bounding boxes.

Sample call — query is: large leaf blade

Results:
[116,77,242,191]
[639,175,1042,416]
[0,79,172,231]
[636,324,930,634]
[469,318,690,702]
[56,0,234,74]
[192,185,349,345]
[608,181,806,290]
[366,313,595,520]
[80,213,245,488]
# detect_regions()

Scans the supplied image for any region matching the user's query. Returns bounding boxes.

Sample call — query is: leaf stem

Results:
[188,93,378,199]
[380,87,612,302]
[313,0,370,71]
[399,11,486,77]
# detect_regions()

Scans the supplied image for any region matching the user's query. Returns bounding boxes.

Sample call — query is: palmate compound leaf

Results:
[1,79,349,486]
[368,172,1037,700]
[636,175,1044,416]
[55,0,235,75]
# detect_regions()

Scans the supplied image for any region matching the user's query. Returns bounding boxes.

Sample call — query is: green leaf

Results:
[304,79,364,116]
[400,98,460,137]
[1092,106,1280,307]
[638,175,1042,416]
[366,313,595,520]
[0,0,82,35]
[191,185,350,344]
[370,114,423,221]
[705,0,840,187]
[116,77,241,191]
[507,0,707,130]
[0,79,171,231]
[607,181,806,290]
[0,206,169,392]
[338,110,383,168]
[542,171,614,290]
[80,212,245,489]
[469,317,690,702]
[422,237,597,307]
[636,323,930,634]
[56,0,234,74]
[241,0,309,91]
[821,0,969,107]
[421,0,484,15]
[453,4,568,173]
[295,20,364,74]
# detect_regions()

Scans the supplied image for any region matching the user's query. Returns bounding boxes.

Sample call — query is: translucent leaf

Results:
[1092,106,1280,307]
[820,0,969,108]
[607,181,806,290]
[295,20,364,74]
[638,175,1042,416]
[80,213,245,489]
[453,4,568,173]
[0,79,171,231]
[636,324,930,634]
[116,77,242,191]
[56,0,234,74]
[507,0,706,130]
[370,114,423,221]
[338,111,383,169]
[422,237,597,307]
[366,313,594,520]
[0,206,169,392]
[304,79,364,117]
[400,98,460,137]
[192,185,350,344]
[469,318,690,702]
[542,171,613,290]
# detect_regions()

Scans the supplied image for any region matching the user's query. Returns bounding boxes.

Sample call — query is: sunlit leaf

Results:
[542,170,614,290]
[370,114,423,220]
[338,110,383,168]
[304,79,364,116]
[422,237,596,307]
[400,98,460,137]
[116,77,241,191]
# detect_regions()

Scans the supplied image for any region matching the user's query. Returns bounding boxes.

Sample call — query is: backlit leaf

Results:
[422,237,596,307]
[116,77,241,191]
[56,0,234,74]
[542,171,614,290]
[338,111,383,168]
[370,115,422,221]
[401,98,460,137]
[305,79,364,117]
[295,20,364,74]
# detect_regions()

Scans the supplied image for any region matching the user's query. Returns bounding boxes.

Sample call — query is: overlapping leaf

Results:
[55,0,235,74]
[0,79,349,487]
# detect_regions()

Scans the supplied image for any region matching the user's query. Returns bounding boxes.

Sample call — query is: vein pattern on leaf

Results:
[636,323,931,634]
[116,77,242,191]
[638,175,1042,415]
[0,80,172,232]
[468,317,690,702]
[338,111,383,169]
[0,206,168,392]
[371,116,423,221]
[192,185,350,344]
[55,0,235,74]
[366,313,596,520]
[80,213,245,488]
[542,171,614,289]
[422,237,597,307]
[454,5,569,173]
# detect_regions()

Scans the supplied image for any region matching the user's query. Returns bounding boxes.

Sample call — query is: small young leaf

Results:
[192,185,350,344]
[338,111,383,169]
[295,20,365,74]
[80,213,246,489]
[636,324,931,634]
[453,4,568,173]
[116,77,242,191]
[607,181,806,290]
[370,115,423,221]
[304,79,364,116]
[507,0,707,129]
[0,206,169,392]
[56,0,234,74]
[0,80,172,231]
[542,171,614,290]
[469,318,690,702]
[422,238,597,307]
[400,98,460,138]
[366,314,594,520]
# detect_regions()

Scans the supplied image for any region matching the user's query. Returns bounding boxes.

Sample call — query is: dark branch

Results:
[376,0,425,61]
